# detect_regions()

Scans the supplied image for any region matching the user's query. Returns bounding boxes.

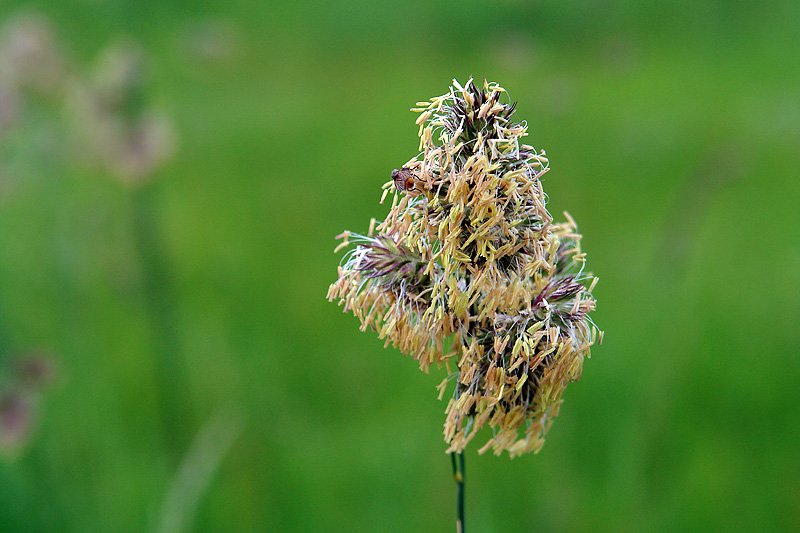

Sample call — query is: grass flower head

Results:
[328,78,602,457]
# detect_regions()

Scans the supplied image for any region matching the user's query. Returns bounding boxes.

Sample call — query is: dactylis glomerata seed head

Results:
[328,78,602,457]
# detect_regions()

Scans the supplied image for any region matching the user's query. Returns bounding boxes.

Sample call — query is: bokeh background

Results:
[1,1,799,531]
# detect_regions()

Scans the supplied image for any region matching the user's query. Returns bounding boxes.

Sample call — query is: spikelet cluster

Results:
[328,78,601,457]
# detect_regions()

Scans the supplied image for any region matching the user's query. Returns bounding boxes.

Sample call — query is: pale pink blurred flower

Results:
[67,41,175,185]
[0,12,66,94]
[0,352,56,453]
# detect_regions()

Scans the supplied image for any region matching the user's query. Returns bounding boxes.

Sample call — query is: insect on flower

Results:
[391,167,419,193]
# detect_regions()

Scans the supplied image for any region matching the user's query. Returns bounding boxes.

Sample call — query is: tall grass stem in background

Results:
[156,405,244,533]
[75,40,188,458]
[132,185,194,459]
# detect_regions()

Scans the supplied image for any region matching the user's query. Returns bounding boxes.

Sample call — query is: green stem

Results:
[450,451,465,533]
[132,185,193,461]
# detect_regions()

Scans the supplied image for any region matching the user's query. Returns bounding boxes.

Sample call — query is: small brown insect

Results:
[391,167,418,193]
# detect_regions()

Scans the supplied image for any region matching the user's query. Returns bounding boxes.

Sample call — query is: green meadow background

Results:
[1,1,799,531]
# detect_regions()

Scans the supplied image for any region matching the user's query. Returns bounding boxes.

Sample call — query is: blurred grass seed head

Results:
[67,41,175,184]
[329,78,602,457]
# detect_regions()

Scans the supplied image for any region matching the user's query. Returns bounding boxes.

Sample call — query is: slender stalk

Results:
[132,185,192,460]
[450,451,465,533]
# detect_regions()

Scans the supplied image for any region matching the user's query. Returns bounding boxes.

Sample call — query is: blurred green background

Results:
[1,1,799,531]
